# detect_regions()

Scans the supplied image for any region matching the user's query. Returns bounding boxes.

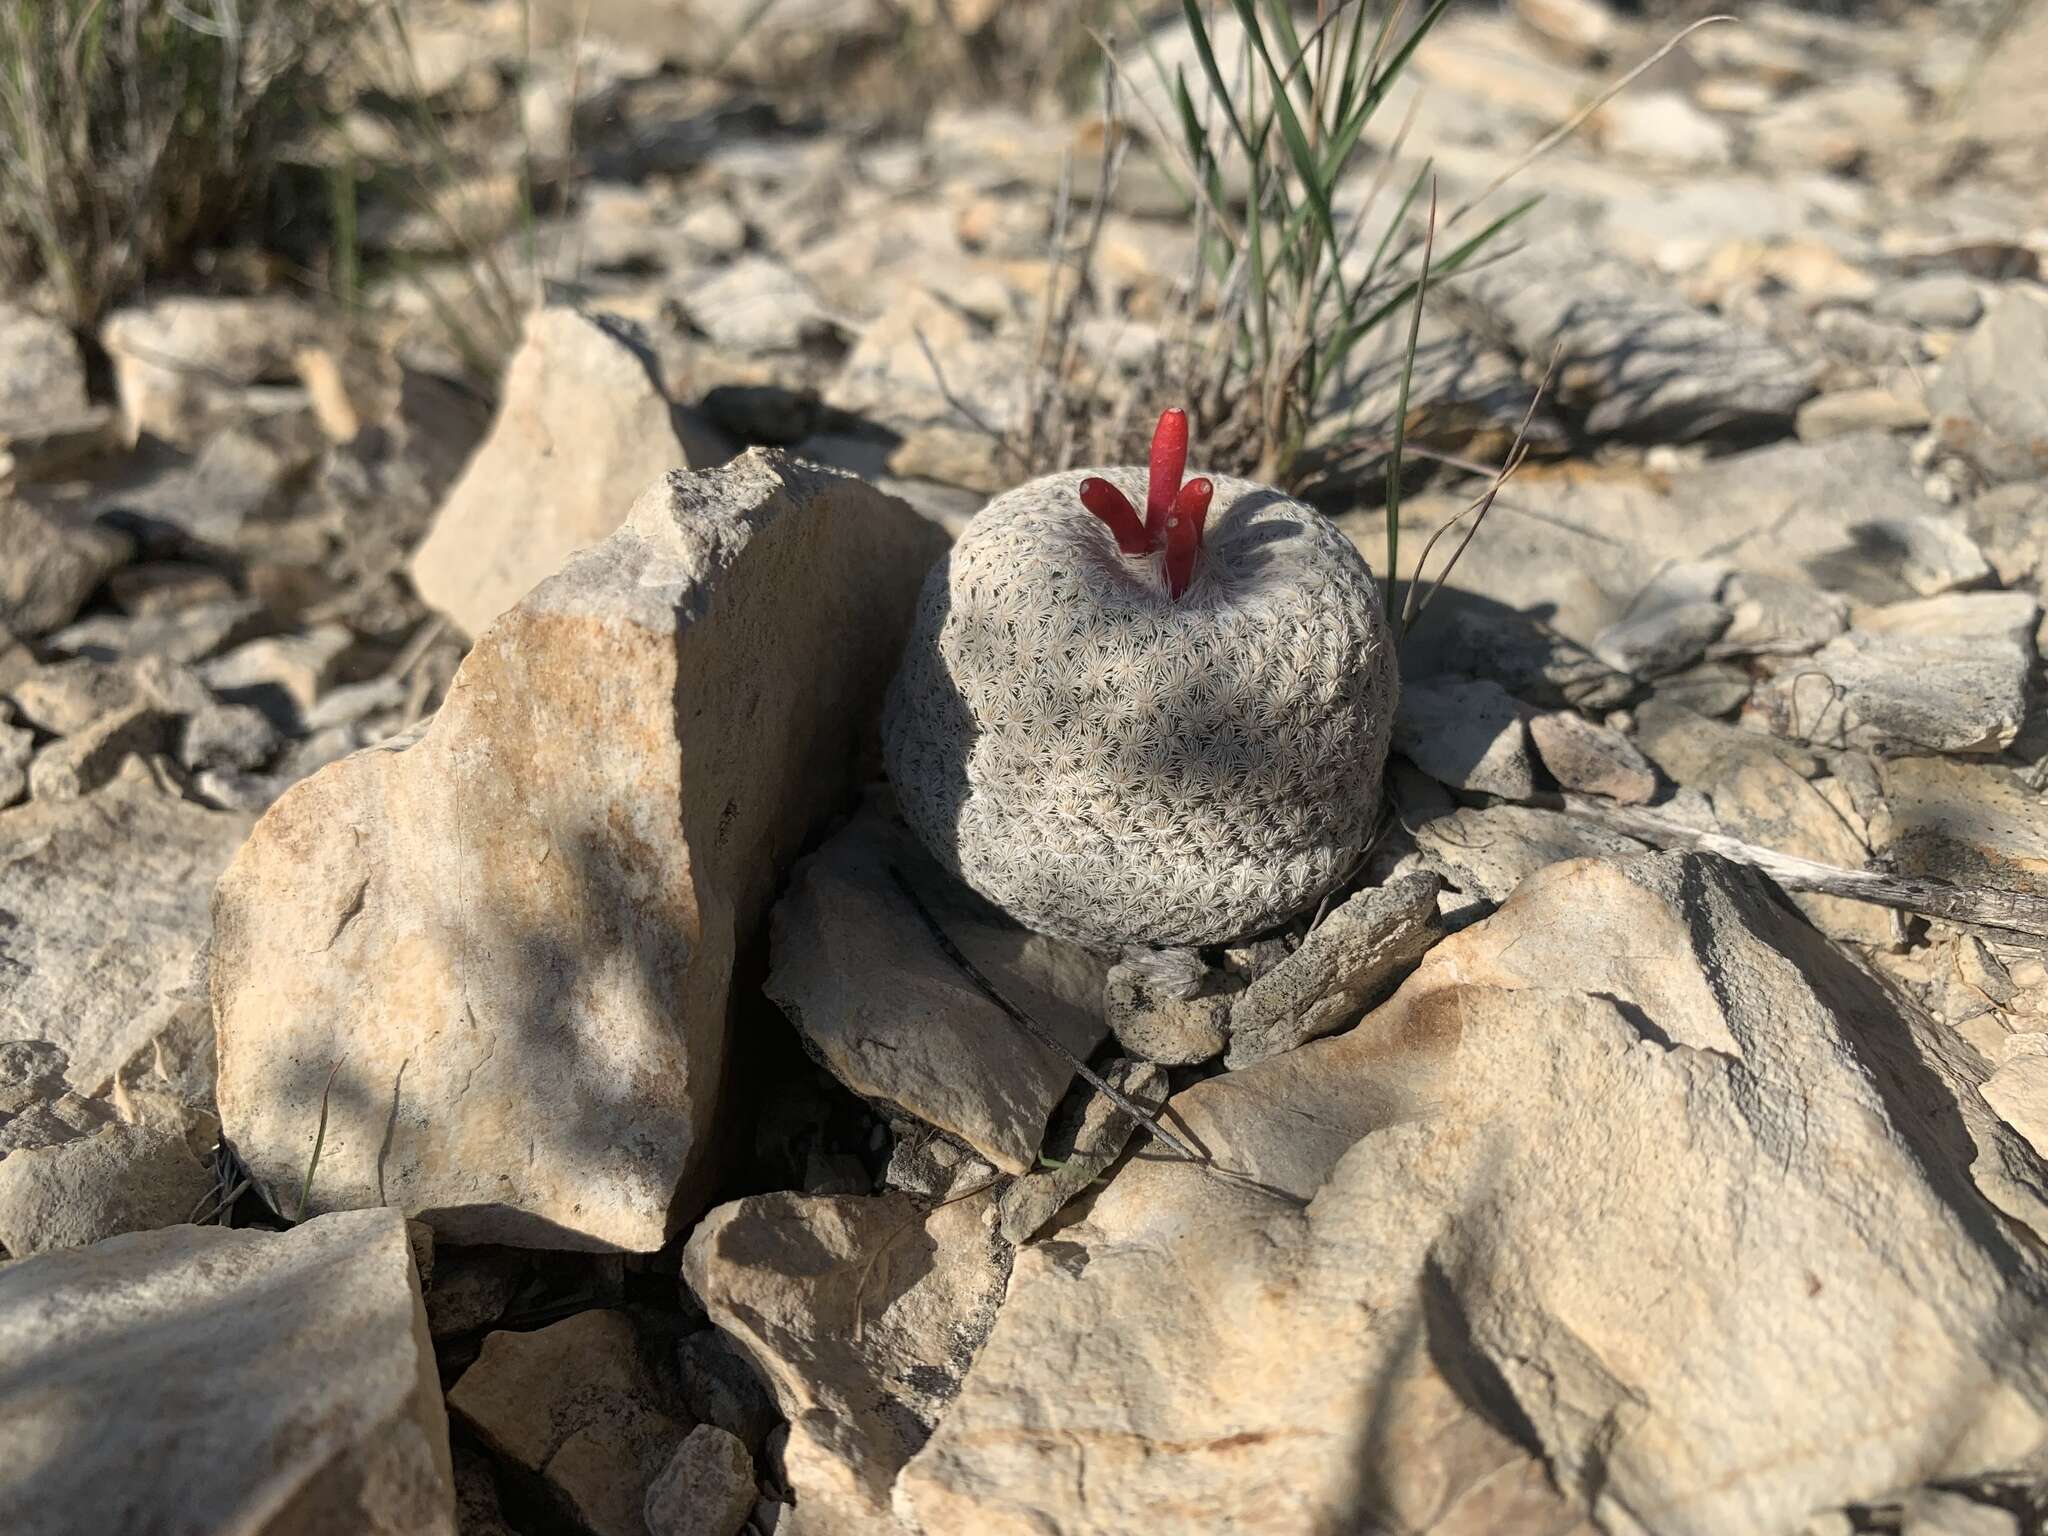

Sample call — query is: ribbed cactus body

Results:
[884,466,1398,947]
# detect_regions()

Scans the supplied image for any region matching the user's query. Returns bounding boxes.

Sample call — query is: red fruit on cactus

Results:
[1146,407,1190,542]
[1078,477,1150,555]
[1075,407,1212,600]
[1164,477,1213,599]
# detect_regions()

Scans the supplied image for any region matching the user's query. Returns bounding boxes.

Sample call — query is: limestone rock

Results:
[0,1208,454,1535]
[1753,592,2036,754]
[1102,961,1230,1066]
[645,1425,758,1536]
[0,1120,211,1257]
[682,1187,1009,1535]
[450,1310,683,1536]
[213,453,939,1249]
[1526,707,1657,802]
[0,304,88,429]
[0,1041,115,1158]
[27,701,162,802]
[99,295,322,447]
[181,701,282,773]
[1592,599,1731,679]
[1929,289,2048,483]
[764,804,1107,1174]
[1411,801,1648,906]
[1227,871,1446,1068]
[997,1059,1167,1245]
[1393,677,1536,798]
[1711,572,1849,658]
[901,854,2048,1535]
[1461,233,1817,439]
[410,307,729,638]
[0,713,30,807]
[0,497,130,638]
[2,761,253,1093]
[677,1331,783,1457]
[1875,757,2048,896]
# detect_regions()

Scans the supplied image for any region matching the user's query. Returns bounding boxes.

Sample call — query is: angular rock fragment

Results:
[411,306,729,638]
[99,294,322,447]
[213,454,939,1249]
[0,1208,454,1535]
[1227,871,1446,1068]
[645,1424,758,1536]
[0,1041,115,1157]
[1753,592,2037,754]
[765,804,1106,1173]
[0,496,130,639]
[1102,960,1230,1065]
[450,1310,683,1536]
[1929,289,2048,483]
[1526,707,1658,802]
[2,760,253,1093]
[998,1059,1166,1245]
[683,1186,1009,1536]
[0,1120,211,1257]
[1393,677,1536,798]
[1461,233,1818,439]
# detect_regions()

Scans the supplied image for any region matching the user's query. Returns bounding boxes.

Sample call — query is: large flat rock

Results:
[900,854,2048,1534]
[214,452,941,1249]
[0,1208,453,1535]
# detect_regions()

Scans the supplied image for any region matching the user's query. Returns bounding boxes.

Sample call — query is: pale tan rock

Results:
[0,1208,454,1535]
[1226,871,1445,1068]
[450,1310,682,1536]
[683,1187,1008,1536]
[645,1424,757,1536]
[214,453,940,1249]
[1527,707,1658,802]
[100,294,323,446]
[0,1120,211,1257]
[1876,756,2048,896]
[410,306,730,638]
[902,854,2048,1535]
[2,760,253,1094]
[765,803,1107,1173]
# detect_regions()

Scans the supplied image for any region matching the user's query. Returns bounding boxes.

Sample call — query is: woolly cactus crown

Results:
[885,411,1398,948]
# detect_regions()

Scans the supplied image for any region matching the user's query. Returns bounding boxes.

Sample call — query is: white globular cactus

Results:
[884,409,1398,948]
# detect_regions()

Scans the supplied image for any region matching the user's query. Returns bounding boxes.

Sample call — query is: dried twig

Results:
[1541,794,2048,951]
[888,866,1205,1162]
[1399,342,1560,635]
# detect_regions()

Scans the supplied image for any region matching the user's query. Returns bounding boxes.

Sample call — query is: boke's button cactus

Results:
[884,410,1399,948]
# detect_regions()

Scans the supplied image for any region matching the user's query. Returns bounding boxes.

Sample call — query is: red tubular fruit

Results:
[1078,477,1150,555]
[1163,478,1213,600]
[1146,408,1189,544]
[1174,476,1213,547]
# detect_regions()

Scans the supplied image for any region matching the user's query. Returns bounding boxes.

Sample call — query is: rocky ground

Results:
[4,1,2048,1533]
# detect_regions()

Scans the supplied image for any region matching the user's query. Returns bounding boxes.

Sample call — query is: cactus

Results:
[885,410,1399,948]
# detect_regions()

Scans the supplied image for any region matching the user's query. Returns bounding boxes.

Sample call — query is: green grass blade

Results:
[292,1059,344,1223]
[1181,0,1257,163]
[1229,0,1342,278]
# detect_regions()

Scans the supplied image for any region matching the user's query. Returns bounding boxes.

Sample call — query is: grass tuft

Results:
[0,0,364,326]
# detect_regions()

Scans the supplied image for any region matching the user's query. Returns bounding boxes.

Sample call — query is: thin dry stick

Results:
[888,867,1205,1163]
[1399,342,1560,635]
[1542,794,2048,951]
[912,327,1026,469]
[1442,16,1736,235]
